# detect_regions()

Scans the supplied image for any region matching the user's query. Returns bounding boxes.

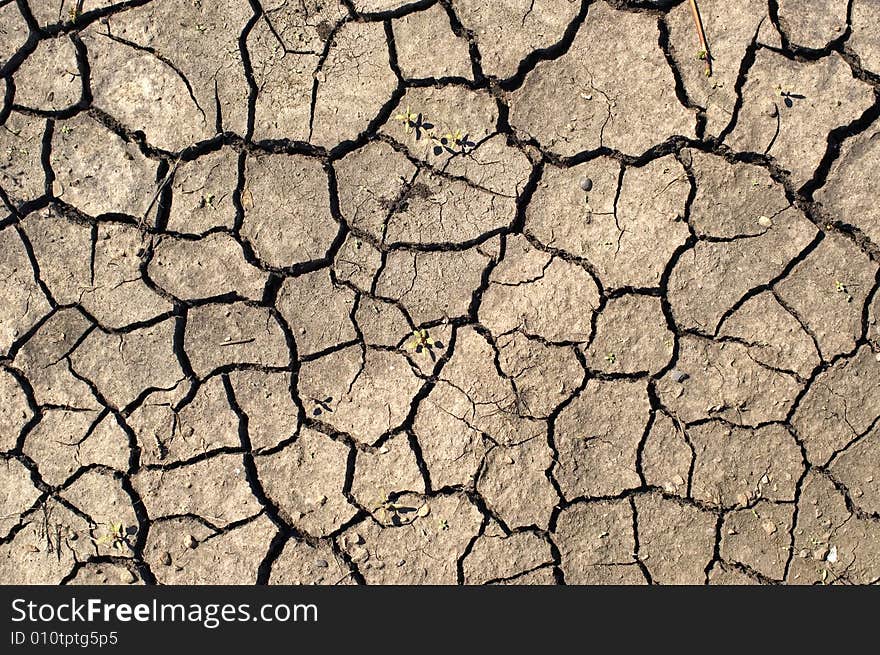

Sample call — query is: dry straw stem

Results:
[688,0,712,77]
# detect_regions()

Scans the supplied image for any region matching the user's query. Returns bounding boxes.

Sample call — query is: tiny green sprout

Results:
[93,521,128,552]
[407,328,438,354]
[60,125,74,135]
[199,193,215,209]
[442,129,466,150]
[432,129,475,156]
[354,238,362,250]
[394,106,433,142]
[605,352,617,365]
[394,106,418,133]
[438,518,449,531]
[697,49,707,61]
[372,488,398,524]
[835,280,853,303]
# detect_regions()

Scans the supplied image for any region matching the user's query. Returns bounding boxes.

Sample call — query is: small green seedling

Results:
[92,521,132,552]
[835,280,853,303]
[393,107,474,155]
[394,106,434,142]
[407,329,433,352]
[432,129,475,156]
[605,353,617,365]
[438,518,449,531]
[407,329,444,358]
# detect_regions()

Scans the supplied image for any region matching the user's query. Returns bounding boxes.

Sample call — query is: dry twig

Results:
[688,0,712,77]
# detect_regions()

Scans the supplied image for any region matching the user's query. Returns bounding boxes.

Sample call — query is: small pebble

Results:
[315,559,329,568]
[670,369,689,383]
[119,568,137,584]
[757,215,773,228]
[160,551,172,566]
[762,521,777,535]
[579,177,593,192]
[397,559,406,567]
[184,535,198,549]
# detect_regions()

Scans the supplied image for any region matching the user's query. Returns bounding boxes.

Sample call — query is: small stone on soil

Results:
[119,568,137,584]
[670,369,688,383]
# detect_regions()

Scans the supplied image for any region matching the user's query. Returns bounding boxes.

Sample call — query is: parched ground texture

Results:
[1,0,880,586]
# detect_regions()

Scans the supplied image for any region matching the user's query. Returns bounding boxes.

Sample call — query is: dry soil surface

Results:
[1,0,880,586]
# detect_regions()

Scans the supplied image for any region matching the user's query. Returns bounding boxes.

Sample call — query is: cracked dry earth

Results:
[1,0,880,588]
